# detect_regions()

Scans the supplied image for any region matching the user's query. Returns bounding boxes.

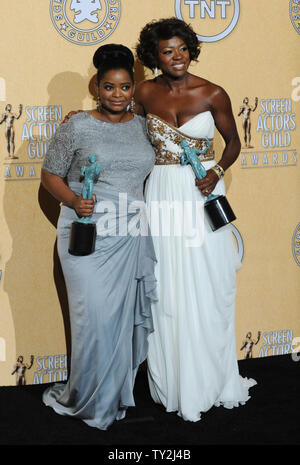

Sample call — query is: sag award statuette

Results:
[68,155,101,256]
[180,139,236,231]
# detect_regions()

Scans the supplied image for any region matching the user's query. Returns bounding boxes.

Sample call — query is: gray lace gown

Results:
[42,112,157,430]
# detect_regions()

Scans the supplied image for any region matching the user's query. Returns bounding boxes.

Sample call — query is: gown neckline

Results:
[147,111,212,129]
[146,111,213,142]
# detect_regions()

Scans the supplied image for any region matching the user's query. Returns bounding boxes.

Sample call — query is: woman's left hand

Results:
[195,169,219,197]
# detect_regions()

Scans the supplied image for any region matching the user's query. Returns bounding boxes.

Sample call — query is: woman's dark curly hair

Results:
[136,17,201,71]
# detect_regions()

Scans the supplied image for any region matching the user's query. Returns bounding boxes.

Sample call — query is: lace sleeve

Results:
[42,119,76,178]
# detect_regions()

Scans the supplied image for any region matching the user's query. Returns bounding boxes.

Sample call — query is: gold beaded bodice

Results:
[146,113,215,165]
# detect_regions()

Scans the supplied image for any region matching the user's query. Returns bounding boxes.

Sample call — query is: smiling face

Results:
[157,36,191,78]
[98,68,135,114]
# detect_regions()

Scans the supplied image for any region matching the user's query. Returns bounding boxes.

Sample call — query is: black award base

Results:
[68,221,96,256]
[204,195,236,232]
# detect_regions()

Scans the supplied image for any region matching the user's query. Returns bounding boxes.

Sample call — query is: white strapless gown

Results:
[145,111,256,422]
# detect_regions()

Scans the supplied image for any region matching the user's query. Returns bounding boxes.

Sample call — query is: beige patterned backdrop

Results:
[0,0,299,385]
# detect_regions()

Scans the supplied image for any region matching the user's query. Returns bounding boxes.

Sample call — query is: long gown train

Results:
[43,185,157,430]
[145,111,256,422]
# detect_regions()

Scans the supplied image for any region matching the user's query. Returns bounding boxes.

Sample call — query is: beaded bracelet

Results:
[211,164,225,179]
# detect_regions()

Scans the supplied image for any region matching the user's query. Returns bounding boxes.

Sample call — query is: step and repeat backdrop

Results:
[0,1,299,386]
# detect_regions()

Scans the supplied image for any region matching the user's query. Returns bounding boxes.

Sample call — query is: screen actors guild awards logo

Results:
[71,0,102,23]
[240,332,261,359]
[11,355,34,386]
[0,104,23,159]
[175,0,240,42]
[238,97,258,149]
[290,0,300,34]
[50,0,121,46]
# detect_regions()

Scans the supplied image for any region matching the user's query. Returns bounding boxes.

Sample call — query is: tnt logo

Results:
[175,0,240,42]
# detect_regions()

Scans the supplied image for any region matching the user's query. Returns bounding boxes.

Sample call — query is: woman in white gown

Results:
[135,18,256,422]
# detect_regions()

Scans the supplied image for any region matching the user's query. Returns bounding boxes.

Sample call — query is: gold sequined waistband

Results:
[155,139,215,165]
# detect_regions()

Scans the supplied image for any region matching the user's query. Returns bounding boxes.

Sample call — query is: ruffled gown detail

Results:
[43,186,157,430]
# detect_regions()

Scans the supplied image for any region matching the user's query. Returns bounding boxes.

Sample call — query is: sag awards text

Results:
[33,354,68,384]
[22,105,62,158]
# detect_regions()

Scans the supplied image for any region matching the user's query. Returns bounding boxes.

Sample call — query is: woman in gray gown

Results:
[41,44,157,430]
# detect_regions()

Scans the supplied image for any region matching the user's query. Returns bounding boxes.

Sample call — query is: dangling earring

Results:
[154,67,159,77]
[96,95,101,112]
[130,97,135,113]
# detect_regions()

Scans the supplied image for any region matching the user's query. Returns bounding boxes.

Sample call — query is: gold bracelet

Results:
[211,164,225,179]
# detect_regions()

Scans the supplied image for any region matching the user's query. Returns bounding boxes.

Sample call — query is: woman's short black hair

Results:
[93,44,135,84]
[136,17,201,71]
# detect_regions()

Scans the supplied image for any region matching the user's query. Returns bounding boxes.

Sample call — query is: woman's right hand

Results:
[72,194,96,217]
[61,110,83,124]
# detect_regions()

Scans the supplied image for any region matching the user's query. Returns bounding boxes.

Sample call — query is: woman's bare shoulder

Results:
[135,78,158,96]
[190,74,227,98]
[134,79,161,112]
